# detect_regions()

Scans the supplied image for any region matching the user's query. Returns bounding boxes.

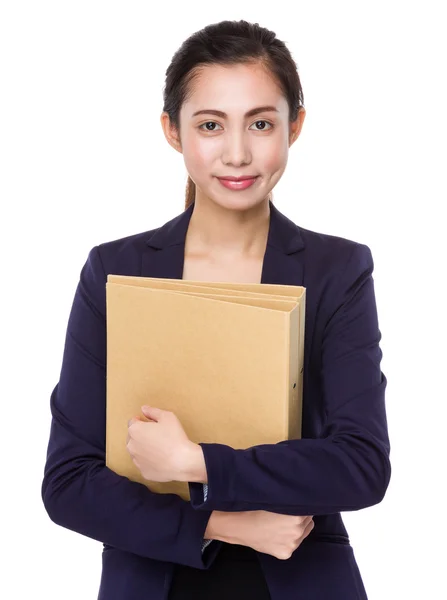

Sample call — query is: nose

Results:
[222,130,252,167]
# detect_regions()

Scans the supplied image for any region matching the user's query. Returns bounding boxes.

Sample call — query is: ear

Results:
[289,107,306,147]
[160,112,183,154]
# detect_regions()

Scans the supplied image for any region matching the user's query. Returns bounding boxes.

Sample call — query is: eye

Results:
[249,120,273,131]
[198,120,274,132]
[199,121,222,132]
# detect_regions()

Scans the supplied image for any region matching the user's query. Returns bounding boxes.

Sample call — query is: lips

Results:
[217,176,258,190]
[217,176,258,181]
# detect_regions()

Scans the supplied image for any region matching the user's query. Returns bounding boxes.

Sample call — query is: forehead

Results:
[182,63,287,115]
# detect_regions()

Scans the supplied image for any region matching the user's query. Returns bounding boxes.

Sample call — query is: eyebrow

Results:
[191,105,279,118]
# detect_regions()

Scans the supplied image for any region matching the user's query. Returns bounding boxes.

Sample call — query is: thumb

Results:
[141,405,163,421]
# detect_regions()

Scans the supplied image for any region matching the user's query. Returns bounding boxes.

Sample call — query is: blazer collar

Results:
[142,200,305,286]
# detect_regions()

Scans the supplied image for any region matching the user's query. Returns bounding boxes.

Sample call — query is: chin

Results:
[211,194,268,212]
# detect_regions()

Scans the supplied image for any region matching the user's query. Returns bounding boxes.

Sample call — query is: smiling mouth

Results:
[216,176,259,190]
[217,176,258,181]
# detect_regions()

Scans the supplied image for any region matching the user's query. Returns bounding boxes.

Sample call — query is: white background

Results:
[1,1,446,598]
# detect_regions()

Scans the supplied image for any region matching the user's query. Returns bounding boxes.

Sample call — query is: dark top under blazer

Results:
[41,200,391,600]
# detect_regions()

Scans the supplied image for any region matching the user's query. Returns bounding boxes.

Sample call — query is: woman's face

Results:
[162,62,305,211]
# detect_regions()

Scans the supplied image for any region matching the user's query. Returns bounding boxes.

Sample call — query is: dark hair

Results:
[162,20,305,211]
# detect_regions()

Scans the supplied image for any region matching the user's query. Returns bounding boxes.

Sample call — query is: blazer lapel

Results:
[141,200,306,287]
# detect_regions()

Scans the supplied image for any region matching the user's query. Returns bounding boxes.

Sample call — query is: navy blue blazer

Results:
[42,200,391,600]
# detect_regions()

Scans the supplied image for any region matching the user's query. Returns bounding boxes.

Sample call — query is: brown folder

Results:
[106,275,306,501]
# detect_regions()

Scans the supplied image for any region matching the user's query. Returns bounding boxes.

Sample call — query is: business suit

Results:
[42,199,391,599]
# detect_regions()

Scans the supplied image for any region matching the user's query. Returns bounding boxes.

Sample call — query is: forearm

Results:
[191,428,390,515]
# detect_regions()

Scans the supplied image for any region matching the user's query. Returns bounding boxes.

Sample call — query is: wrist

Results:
[179,442,208,483]
[204,511,243,544]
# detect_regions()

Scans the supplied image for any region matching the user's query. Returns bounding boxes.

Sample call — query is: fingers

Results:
[127,416,143,445]
[296,515,313,526]
[303,517,315,537]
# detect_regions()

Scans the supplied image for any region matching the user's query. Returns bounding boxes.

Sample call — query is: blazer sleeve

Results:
[41,246,222,569]
[188,243,391,515]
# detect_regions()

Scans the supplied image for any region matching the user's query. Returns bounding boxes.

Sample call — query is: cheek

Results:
[183,135,217,174]
[259,137,288,173]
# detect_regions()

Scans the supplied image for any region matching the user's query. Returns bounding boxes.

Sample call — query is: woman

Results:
[41,19,391,600]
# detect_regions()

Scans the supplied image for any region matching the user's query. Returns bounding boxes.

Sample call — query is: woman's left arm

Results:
[188,243,391,516]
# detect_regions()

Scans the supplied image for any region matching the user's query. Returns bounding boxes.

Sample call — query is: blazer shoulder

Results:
[97,226,158,257]
[89,226,162,276]
[289,225,377,336]
[295,223,375,298]
[298,223,369,259]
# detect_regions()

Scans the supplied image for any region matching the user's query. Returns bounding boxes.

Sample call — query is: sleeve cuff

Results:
[201,538,214,553]
[200,484,213,553]
[189,443,236,511]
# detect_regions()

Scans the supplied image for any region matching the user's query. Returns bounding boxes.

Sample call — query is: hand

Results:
[126,406,197,483]
[221,510,314,560]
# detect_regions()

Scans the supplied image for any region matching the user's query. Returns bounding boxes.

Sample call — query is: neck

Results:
[185,195,271,260]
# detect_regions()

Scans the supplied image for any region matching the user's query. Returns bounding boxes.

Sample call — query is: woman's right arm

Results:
[41,246,221,570]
